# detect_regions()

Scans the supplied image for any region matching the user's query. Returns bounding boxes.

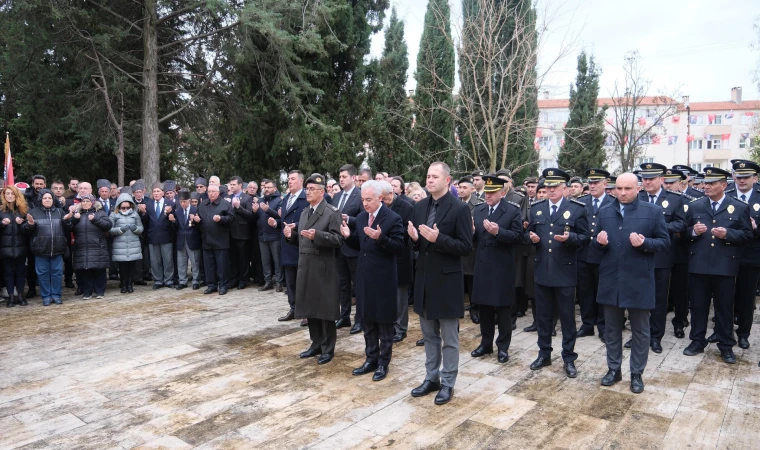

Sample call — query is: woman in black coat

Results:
[71,195,113,299]
[0,185,30,307]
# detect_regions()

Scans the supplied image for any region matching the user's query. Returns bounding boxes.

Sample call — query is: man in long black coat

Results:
[194,184,234,295]
[408,162,473,406]
[341,180,405,381]
[469,175,524,364]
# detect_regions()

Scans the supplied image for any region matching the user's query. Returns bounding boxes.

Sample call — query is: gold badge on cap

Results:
[486,179,493,185]
[589,170,595,175]
[740,162,746,168]
[754,204,760,212]
[547,170,554,176]
[563,210,570,219]
[646,164,652,169]
[316,177,322,183]
[728,205,735,214]
[662,200,669,208]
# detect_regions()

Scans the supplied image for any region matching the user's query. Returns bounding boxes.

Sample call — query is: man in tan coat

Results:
[284,173,343,365]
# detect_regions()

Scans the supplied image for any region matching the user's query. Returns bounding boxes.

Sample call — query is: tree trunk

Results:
[141,0,160,186]
[117,107,125,186]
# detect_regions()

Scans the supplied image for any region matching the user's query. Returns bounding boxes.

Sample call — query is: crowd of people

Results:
[2,159,758,405]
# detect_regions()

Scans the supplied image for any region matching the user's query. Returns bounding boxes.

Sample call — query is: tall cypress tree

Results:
[558,51,607,175]
[368,7,413,177]
[414,0,455,170]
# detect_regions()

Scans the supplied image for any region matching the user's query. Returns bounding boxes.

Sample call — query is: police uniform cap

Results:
[672,164,698,177]
[606,176,617,188]
[482,175,506,193]
[96,179,111,190]
[732,160,760,178]
[305,173,327,188]
[664,169,686,182]
[584,168,610,181]
[703,167,731,183]
[541,168,570,187]
[639,162,667,178]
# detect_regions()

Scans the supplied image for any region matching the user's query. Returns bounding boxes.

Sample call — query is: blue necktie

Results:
[551,205,557,219]
[155,201,160,218]
[593,198,598,214]
[620,205,625,217]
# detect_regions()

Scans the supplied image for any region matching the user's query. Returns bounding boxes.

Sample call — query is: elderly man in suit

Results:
[143,182,176,289]
[594,172,670,393]
[284,173,344,365]
[407,162,473,406]
[170,189,202,290]
[341,180,405,381]
[469,175,524,363]
[278,170,309,322]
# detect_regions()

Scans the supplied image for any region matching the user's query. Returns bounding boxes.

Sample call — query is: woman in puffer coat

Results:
[0,185,30,307]
[109,192,144,293]
[23,189,73,306]
[71,195,112,299]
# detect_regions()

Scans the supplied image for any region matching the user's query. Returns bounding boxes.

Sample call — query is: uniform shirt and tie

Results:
[736,188,752,203]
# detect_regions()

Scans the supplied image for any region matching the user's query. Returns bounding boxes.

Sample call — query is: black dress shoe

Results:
[275,283,283,293]
[238,283,247,290]
[219,287,228,295]
[372,365,388,381]
[120,286,128,294]
[576,328,595,338]
[416,339,424,346]
[18,296,27,306]
[134,280,147,286]
[393,332,406,343]
[511,321,517,331]
[335,318,351,329]
[601,368,622,386]
[530,356,551,370]
[470,312,480,324]
[258,282,274,291]
[203,287,218,294]
[434,386,453,405]
[278,310,295,322]
[352,361,378,376]
[599,333,605,343]
[192,283,200,290]
[165,284,174,290]
[564,361,578,378]
[349,323,363,334]
[523,323,537,332]
[497,349,509,363]
[624,338,633,349]
[411,380,441,397]
[630,374,645,393]
[650,340,663,354]
[683,341,705,356]
[707,332,718,343]
[470,345,493,358]
[317,353,334,365]
[152,284,163,290]
[65,281,76,288]
[145,275,154,281]
[176,284,187,290]
[516,311,525,318]
[26,289,37,298]
[738,336,750,349]
[674,327,685,339]
[299,348,321,358]
[74,288,83,296]
[300,319,308,327]
[720,349,736,364]
[108,274,120,281]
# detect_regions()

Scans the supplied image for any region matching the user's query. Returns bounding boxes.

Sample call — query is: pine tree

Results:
[368,7,414,177]
[414,0,455,170]
[558,51,607,175]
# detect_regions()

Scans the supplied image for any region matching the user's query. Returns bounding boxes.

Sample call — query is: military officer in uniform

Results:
[526,168,590,377]
[729,160,760,349]
[576,168,613,341]
[469,175,524,363]
[472,170,486,200]
[682,167,752,364]
[284,174,344,365]
[634,163,687,353]
[458,175,484,323]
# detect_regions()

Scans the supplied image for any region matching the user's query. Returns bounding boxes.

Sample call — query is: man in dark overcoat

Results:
[194,184,234,295]
[408,162,473,406]
[382,184,414,343]
[284,174,343,365]
[277,170,309,322]
[469,175,524,364]
[341,180,405,381]
[594,172,670,393]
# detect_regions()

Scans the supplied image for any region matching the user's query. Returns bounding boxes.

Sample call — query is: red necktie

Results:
[368,214,374,227]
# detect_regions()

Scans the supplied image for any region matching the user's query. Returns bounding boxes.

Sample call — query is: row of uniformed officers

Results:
[284,159,759,405]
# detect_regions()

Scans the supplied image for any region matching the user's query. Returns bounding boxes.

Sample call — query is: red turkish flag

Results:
[672,116,681,123]
[708,115,716,124]
[686,135,695,142]
[652,135,661,144]
[638,117,646,126]
[721,133,731,141]
[535,128,542,138]
[746,112,755,117]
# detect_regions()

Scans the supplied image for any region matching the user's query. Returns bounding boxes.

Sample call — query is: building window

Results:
[740,137,749,149]
[712,115,722,125]
[705,163,721,169]
[690,163,702,172]
[689,139,703,150]
[635,157,654,166]
[706,139,721,149]
[538,136,553,150]
[741,115,757,125]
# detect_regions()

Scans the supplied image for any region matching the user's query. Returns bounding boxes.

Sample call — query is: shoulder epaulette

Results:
[507,201,520,208]
[681,193,695,201]
[532,199,547,205]
[666,189,682,196]
[513,191,525,197]
[577,193,590,199]
[570,199,585,206]
[690,196,702,203]
[725,188,736,194]
[327,204,338,211]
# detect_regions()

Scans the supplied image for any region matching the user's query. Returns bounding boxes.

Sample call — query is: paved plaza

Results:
[1,284,760,449]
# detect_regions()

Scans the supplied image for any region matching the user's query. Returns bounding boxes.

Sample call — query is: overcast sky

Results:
[369,0,760,103]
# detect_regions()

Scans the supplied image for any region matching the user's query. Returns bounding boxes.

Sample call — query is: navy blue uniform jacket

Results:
[637,188,687,268]
[576,193,614,264]
[593,198,670,309]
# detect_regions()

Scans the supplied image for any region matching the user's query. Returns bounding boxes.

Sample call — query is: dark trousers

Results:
[134,239,151,281]
[649,268,672,341]
[26,253,37,290]
[364,320,394,366]
[735,265,760,338]
[534,283,577,362]
[2,256,26,297]
[203,248,230,290]
[77,268,107,296]
[670,264,689,328]
[249,237,264,283]
[577,260,605,334]
[107,238,118,277]
[118,261,135,287]
[284,265,297,310]
[479,304,512,351]
[307,318,337,355]
[336,253,358,322]
[604,305,650,375]
[63,251,74,285]
[688,274,736,351]
[229,238,250,285]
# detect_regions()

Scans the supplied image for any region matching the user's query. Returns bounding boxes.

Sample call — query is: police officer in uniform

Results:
[576,168,614,341]
[673,165,705,199]
[469,175,524,363]
[728,160,760,349]
[682,167,752,364]
[526,168,590,377]
[605,177,617,197]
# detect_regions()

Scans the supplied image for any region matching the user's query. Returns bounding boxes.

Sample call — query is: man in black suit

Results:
[278,170,309,322]
[341,180,405,381]
[332,164,363,333]
[194,184,235,295]
[143,182,176,289]
[170,189,202,289]
[382,183,414,342]
[408,162,473,406]
[226,176,255,289]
